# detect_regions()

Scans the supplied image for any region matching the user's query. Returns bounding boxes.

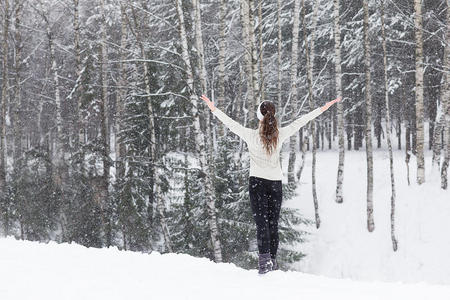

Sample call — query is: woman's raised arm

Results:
[279,97,341,143]
[200,94,252,142]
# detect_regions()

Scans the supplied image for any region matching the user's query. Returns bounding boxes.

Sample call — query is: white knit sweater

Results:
[212,107,323,181]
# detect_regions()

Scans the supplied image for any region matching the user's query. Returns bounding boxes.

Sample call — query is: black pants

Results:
[249,176,282,259]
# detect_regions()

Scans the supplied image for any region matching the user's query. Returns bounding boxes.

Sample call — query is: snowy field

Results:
[1,237,449,300]
[1,150,449,299]
[287,150,450,285]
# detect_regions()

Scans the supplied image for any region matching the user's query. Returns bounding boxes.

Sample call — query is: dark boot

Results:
[271,258,278,271]
[258,253,273,274]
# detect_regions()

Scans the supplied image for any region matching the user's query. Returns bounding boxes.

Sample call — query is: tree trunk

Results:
[99,0,111,245]
[433,104,445,167]
[13,0,23,170]
[433,0,450,169]
[1,0,10,234]
[240,0,259,126]
[116,2,127,180]
[334,0,345,203]
[175,0,222,262]
[277,0,283,168]
[276,0,283,121]
[397,92,402,151]
[441,0,450,190]
[287,0,301,184]
[217,0,226,113]
[47,22,63,188]
[302,0,320,228]
[414,0,425,184]
[249,0,260,114]
[73,0,85,170]
[363,0,374,232]
[258,0,264,101]
[381,0,398,251]
[297,133,308,182]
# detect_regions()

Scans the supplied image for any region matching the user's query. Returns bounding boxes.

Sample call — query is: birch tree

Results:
[258,0,264,100]
[248,0,260,114]
[414,0,425,185]
[240,0,260,127]
[302,0,320,228]
[175,0,222,262]
[334,0,345,203]
[363,0,374,232]
[217,0,226,111]
[380,0,398,251]
[287,0,301,184]
[276,0,282,117]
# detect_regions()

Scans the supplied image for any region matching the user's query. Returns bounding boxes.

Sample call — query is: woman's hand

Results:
[321,96,342,112]
[200,94,216,112]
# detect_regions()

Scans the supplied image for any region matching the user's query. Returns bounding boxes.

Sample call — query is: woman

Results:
[200,94,340,274]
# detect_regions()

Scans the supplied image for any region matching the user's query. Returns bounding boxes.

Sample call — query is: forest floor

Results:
[287,149,450,285]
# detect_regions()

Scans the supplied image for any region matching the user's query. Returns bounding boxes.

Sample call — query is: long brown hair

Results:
[259,101,279,155]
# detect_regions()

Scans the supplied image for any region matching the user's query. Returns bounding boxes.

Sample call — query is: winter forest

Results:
[0,0,449,272]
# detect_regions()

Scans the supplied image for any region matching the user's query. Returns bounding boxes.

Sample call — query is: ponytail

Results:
[259,101,279,155]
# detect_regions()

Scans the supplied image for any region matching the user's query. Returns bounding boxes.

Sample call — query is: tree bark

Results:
[363,0,374,232]
[1,0,10,234]
[249,0,260,113]
[13,0,24,170]
[414,0,425,184]
[287,0,301,184]
[99,0,111,245]
[433,0,450,168]
[334,0,345,203]
[381,0,398,251]
[276,0,283,121]
[240,0,259,126]
[258,0,264,101]
[440,0,450,190]
[73,0,86,170]
[217,0,226,111]
[301,0,320,228]
[115,2,127,180]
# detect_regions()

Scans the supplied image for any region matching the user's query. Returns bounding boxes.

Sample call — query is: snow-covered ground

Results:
[286,150,450,285]
[1,237,449,300]
[1,147,449,299]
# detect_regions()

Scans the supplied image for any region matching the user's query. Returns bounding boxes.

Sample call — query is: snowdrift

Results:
[0,237,449,300]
